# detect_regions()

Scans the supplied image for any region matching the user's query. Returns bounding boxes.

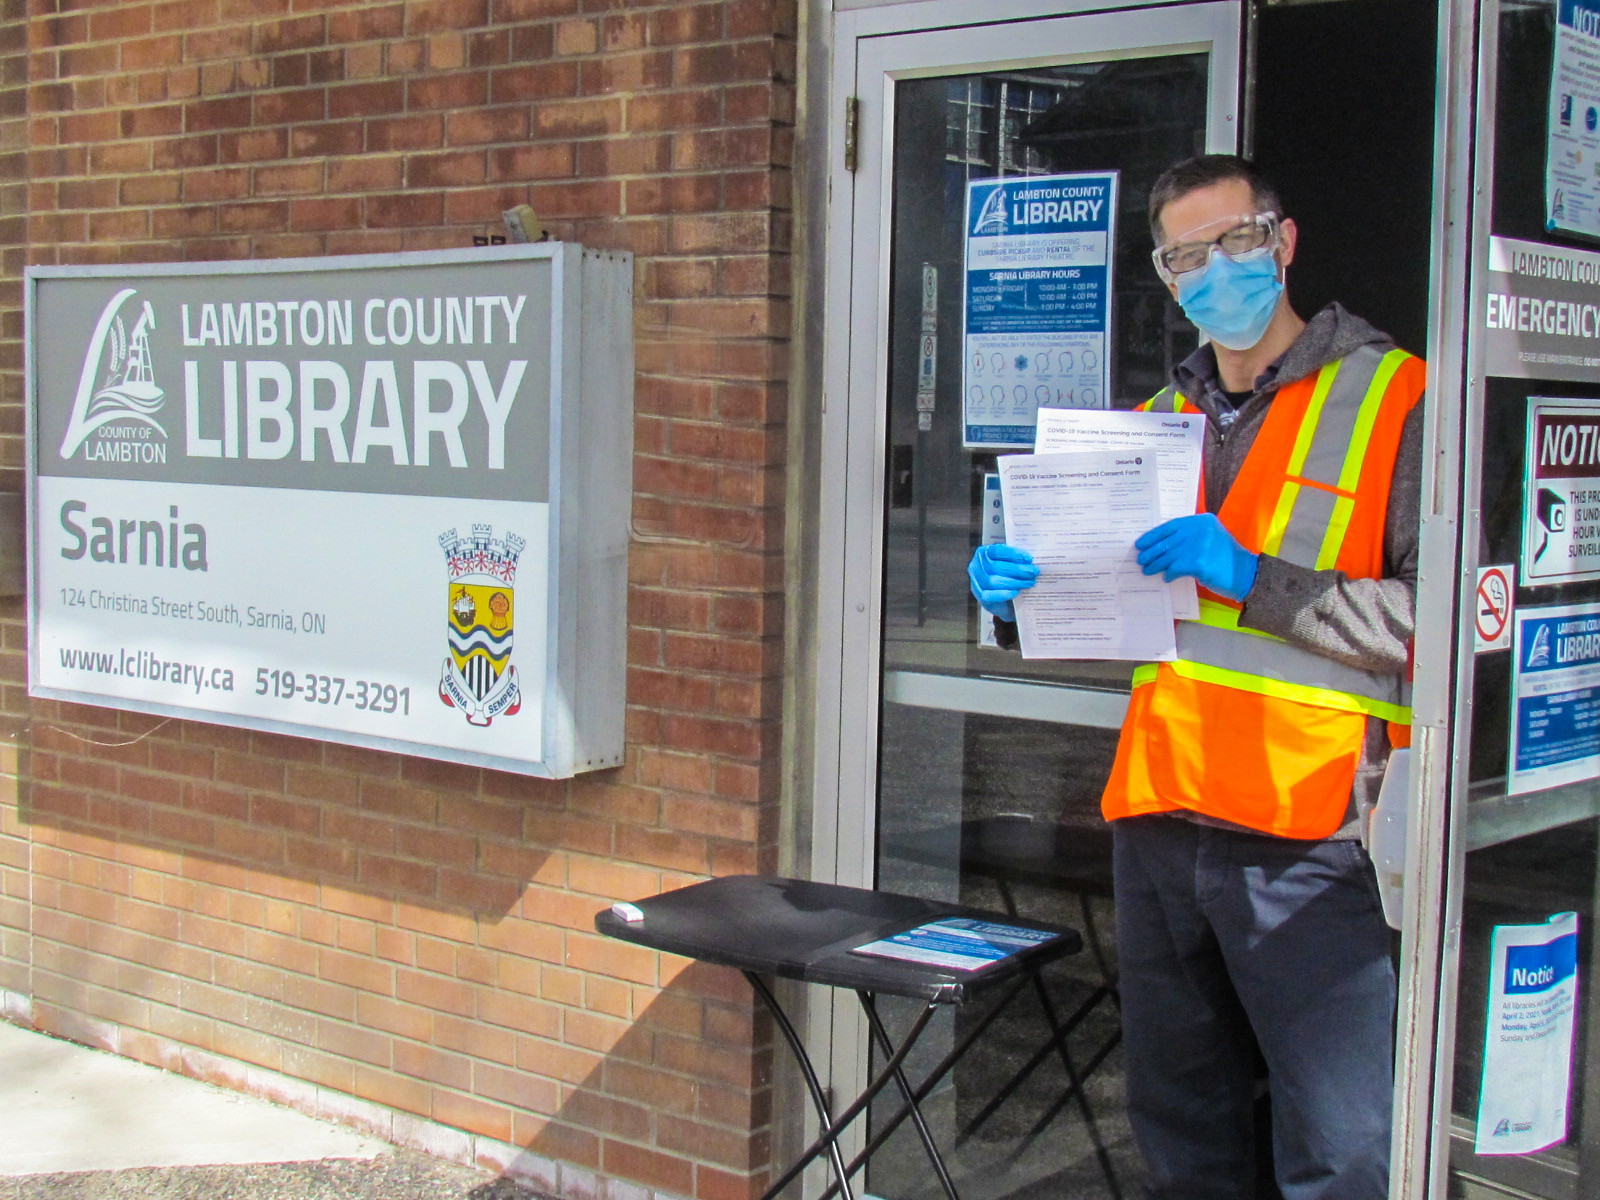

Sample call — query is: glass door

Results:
[1425,2,1600,1198]
[818,5,1241,1196]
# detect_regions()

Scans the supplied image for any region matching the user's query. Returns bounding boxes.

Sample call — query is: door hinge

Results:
[844,97,859,172]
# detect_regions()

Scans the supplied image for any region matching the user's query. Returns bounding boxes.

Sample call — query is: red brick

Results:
[357,853,436,896]
[476,1061,560,1113]
[353,1066,432,1116]
[328,155,403,191]
[408,71,487,110]
[319,948,394,994]
[407,0,490,35]
[651,4,722,46]
[186,95,253,133]
[407,149,485,189]
[532,97,621,138]
[153,0,215,33]
[254,15,328,56]
[604,1139,694,1196]
[218,128,289,163]
[290,121,364,158]
[488,142,572,182]
[328,79,403,119]
[443,105,526,146]
[255,87,327,125]
[433,1089,512,1143]
[246,161,322,197]
[329,5,406,43]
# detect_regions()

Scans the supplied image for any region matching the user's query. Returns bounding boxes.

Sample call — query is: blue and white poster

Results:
[1475,913,1580,1155]
[961,171,1118,449]
[1547,0,1600,239]
[1509,602,1600,794]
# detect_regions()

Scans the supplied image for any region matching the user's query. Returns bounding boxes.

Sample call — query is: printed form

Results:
[998,450,1175,661]
[1033,407,1205,618]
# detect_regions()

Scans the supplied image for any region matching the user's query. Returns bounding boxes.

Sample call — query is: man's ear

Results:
[1277,216,1298,270]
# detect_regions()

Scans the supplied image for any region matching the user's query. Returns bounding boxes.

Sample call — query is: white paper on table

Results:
[1474,912,1580,1155]
[998,450,1175,661]
[1033,407,1204,619]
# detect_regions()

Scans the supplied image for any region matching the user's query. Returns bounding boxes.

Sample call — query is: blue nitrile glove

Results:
[1134,514,1259,602]
[968,544,1040,623]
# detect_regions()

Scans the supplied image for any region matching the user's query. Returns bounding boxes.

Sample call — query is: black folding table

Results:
[594,874,1087,1200]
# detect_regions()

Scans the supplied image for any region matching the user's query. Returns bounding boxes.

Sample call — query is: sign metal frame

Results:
[24,244,633,779]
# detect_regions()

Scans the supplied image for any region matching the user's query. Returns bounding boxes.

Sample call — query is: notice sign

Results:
[961,171,1118,448]
[1522,399,1600,583]
[1547,0,1600,240]
[1475,913,1579,1156]
[1482,236,1600,382]
[1509,603,1600,795]
[27,246,632,779]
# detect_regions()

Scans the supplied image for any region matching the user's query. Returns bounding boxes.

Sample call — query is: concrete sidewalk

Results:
[0,1022,548,1199]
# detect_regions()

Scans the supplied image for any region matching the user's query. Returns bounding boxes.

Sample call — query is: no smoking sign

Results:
[1475,565,1514,653]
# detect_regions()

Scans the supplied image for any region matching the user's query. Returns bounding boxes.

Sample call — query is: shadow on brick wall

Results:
[14,700,774,1199]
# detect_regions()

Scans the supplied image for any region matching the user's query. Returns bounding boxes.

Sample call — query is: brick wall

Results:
[0,0,27,1021]
[0,2,796,1198]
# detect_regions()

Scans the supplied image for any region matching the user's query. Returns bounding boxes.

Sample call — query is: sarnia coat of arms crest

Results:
[439,525,524,727]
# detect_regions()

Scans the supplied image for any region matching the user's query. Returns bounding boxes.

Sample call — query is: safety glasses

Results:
[1151,212,1281,283]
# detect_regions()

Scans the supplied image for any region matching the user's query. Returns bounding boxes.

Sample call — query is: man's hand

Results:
[1135,514,1259,602]
[968,544,1039,623]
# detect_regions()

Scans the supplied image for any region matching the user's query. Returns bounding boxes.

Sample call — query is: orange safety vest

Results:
[1101,345,1425,839]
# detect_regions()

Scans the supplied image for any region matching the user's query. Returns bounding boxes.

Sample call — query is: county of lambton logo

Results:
[439,525,524,727]
[60,288,168,462]
[972,185,1010,236]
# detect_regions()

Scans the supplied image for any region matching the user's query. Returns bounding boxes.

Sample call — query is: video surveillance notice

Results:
[1523,398,1600,585]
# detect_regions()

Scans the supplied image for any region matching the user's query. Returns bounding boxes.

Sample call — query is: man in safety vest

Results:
[968,154,1423,1200]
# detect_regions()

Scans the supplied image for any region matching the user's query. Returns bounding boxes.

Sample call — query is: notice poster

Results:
[27,247,631,778]
[961,171,1118,449]
[1508,603,1600,795]
[1522,399,1600,584]
[1475,913,1580,1155]
[851,918,1057,972]
[1547,0,1600,239]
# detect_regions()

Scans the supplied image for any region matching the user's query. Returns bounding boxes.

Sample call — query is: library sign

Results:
[27,245,632,778]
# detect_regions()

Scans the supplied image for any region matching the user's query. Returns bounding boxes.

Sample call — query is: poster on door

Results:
[1546,0,1600,240]
[961,171,1118,449]
[1522,398,1600,585]
[1508,602,1600,795]
[1474,912,1579,1156]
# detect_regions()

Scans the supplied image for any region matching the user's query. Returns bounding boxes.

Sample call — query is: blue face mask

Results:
[1175,248,1283,351]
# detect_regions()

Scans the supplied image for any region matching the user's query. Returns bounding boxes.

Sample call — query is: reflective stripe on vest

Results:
[1139,388,1194,414]
[1179,599,1409,722]
[1262,348,1409,571]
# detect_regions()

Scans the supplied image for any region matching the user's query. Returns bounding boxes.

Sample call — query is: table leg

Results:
[858,990,962,1200]
[761,989,940,1200]
[1076,891,1120,1004]
[745,971,855,1200]
[1022,971,1122,1199]
[816,975,1031,1200]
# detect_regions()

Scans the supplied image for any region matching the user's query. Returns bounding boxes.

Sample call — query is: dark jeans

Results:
[1113,815,1396,1200]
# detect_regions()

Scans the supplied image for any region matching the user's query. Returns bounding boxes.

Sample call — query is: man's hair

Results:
[1147,154,1283,244]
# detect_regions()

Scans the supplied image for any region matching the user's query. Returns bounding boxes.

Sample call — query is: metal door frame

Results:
[810,2,1242,1191]
[1406,2,1600,1197]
